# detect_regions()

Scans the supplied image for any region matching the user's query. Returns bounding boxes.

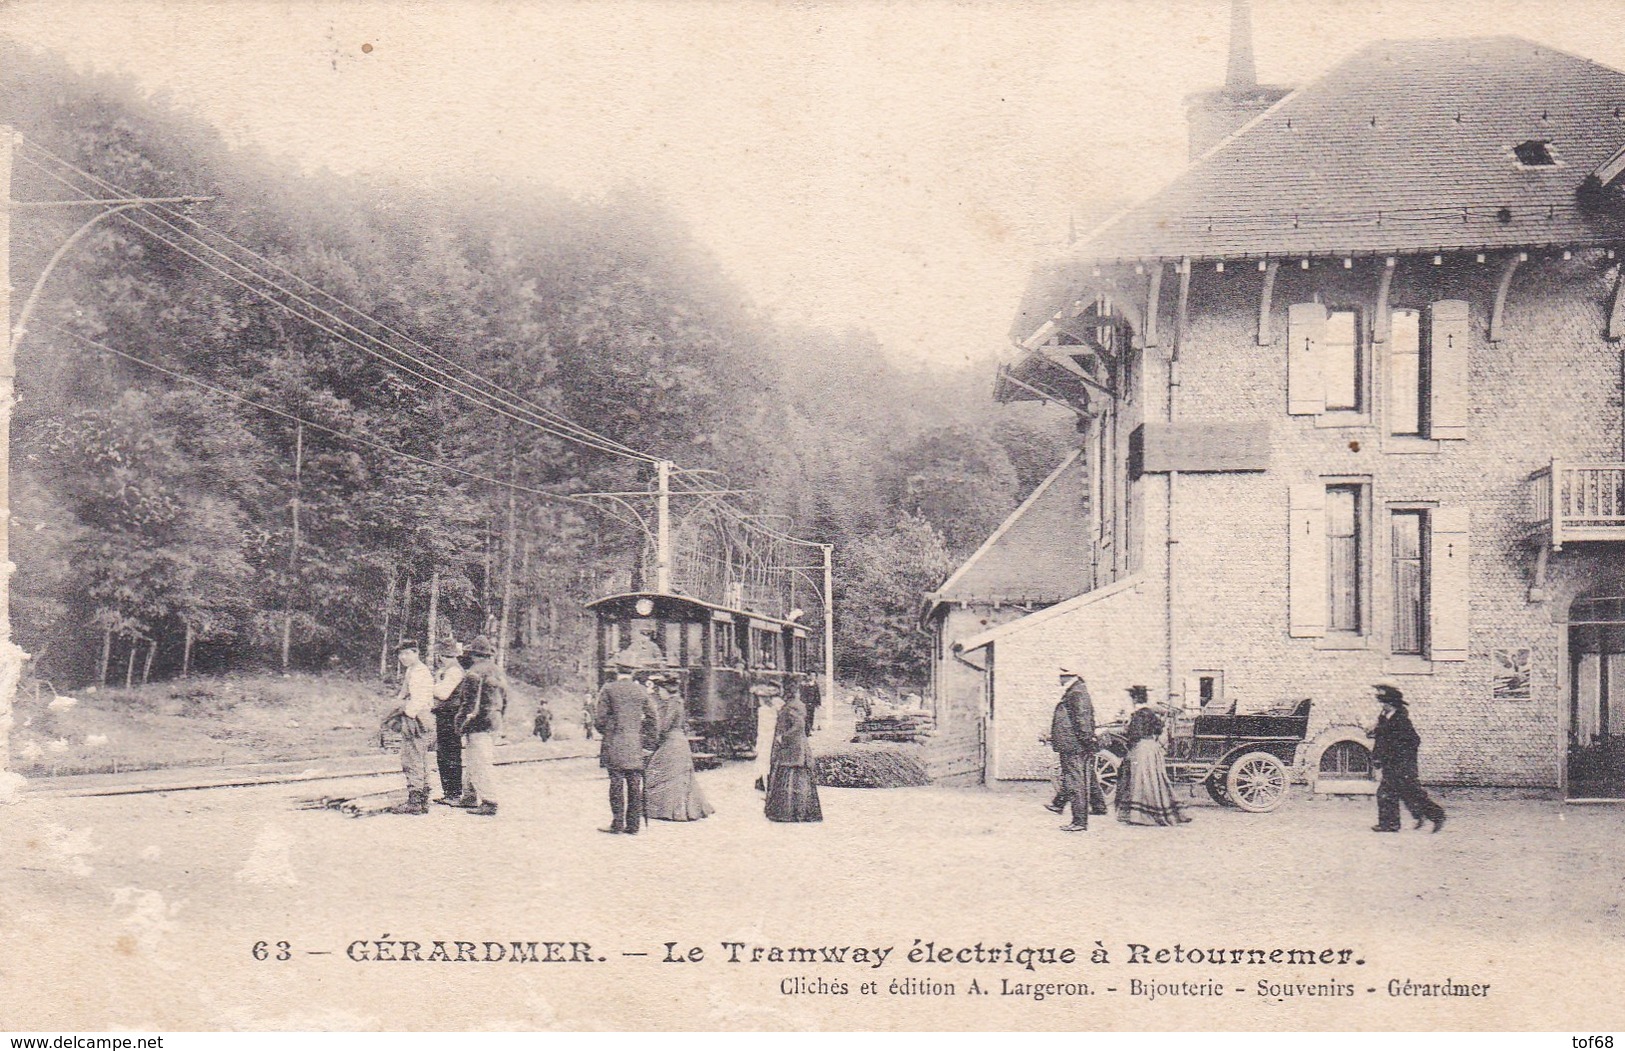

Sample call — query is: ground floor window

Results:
[1318,739,1374,780]
[1391,509,1427,654]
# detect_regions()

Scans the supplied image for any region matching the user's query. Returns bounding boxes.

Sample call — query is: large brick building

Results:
[937,30,1625,796]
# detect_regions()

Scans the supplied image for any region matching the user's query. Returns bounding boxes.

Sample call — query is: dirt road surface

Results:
[2,758,1619,1031]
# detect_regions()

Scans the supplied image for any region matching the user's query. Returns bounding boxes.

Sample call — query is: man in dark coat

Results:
[430,643,469,807]
[1045,668,1104,831]
[456,636,508,817]
[595,663,656,834]
[1369,683,1446,833]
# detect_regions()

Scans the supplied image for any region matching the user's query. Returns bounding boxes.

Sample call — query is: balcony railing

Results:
[1528,461,1625,549]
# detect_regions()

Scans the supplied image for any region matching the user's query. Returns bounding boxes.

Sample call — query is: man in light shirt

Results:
[386,641,435,815]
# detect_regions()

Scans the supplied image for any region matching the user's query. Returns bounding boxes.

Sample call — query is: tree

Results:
[835,515,955,686]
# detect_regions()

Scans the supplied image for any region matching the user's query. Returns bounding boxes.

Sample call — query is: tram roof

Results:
[584,591,810,632]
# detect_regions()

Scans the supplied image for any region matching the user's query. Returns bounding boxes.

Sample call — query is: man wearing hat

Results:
[455,636,508,817]
[1369,683,1446,833]
[595,661,657,834]
[1045,668,1104,831]
[384,640,435,815]
[430,641,469,807]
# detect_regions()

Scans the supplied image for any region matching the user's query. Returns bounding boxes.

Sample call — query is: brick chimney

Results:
[1184,0,1290,159]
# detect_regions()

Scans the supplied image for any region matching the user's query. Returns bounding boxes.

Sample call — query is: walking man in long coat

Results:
[1046,668,1103,832]
[1370,683,1446,833]
[596,662,655,835]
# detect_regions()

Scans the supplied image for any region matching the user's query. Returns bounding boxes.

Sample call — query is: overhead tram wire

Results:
[18,159,648,468]
[17,155,648,466]
[666,469,825,550]
[38,321,614,515]
[14,136,652,463]
[16,137,827,549]
[14,142,656,465]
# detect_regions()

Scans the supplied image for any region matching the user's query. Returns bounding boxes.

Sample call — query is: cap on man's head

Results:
[1127,685,1150,704]
[466,635,495,657]
[396,639,419,654]
[1375,683,1406,705]
[1058,667,1080,679]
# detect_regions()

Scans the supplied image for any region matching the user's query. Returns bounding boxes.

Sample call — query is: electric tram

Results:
[585,591,820,758]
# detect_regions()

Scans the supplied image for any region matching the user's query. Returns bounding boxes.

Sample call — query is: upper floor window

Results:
[1387,308,1425,437]
[1322,309,1362,412]
[1287,303,1364,417]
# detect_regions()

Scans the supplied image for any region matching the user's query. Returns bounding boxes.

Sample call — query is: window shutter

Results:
[1287,303,1327,415]
[1288,484,1327,638]
[1429,506,1470,662]
[1428,300,1470,440]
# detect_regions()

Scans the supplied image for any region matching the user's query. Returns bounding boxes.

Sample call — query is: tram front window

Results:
[616,618,667,665]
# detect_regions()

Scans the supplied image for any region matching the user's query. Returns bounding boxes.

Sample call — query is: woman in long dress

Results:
[765,694,822,823]
[643,676,714,822]
[1115,685,1190,827]
[753,690,782,792]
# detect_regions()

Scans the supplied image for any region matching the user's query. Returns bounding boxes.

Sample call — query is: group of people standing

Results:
[1045,669,1447,834]
[593,662,715,834]
[380,637,822,828]
[384,635,507,817]
[592,660,822,834]
[1046,670,1189,831]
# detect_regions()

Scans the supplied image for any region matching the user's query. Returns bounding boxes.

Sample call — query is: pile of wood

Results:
[296,788,400,817]
[854,713,934,744]
[815,743,930,788]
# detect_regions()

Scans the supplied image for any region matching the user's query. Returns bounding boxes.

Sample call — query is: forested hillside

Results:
[3,42,1076,691]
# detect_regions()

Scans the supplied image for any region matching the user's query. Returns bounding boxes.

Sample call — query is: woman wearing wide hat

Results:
[1115,685,1190,827]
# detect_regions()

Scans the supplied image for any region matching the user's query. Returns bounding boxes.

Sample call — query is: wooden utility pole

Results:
[655,460,672,594]
[280,421,303,672]
[0,128,26,802]
[378,568,397,679]
[425,570,440,666]
[497,454,518,669]
[821,544,836,727]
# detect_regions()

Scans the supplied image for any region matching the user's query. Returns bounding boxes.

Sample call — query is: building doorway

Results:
[1567,589,1625,799]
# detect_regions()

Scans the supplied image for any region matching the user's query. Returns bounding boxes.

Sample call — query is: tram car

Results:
[585,592,820,759]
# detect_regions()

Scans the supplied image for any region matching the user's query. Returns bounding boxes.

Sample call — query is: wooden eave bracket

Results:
[1051,316,1121,367]
[1172,258,1192,361]
[1145,265,1164,348]
[1256,260,1280,346]
[1488,252,1522,342]
[1528,541,1550,604]
[1607,265,1625,343]
[1372,259,1396,343]
[1039,344,1117,398]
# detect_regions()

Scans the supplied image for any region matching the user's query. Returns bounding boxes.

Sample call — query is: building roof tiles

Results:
[1073,36,1625,264]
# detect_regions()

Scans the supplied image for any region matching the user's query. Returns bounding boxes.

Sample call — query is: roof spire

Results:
[1226,0,1258,89]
